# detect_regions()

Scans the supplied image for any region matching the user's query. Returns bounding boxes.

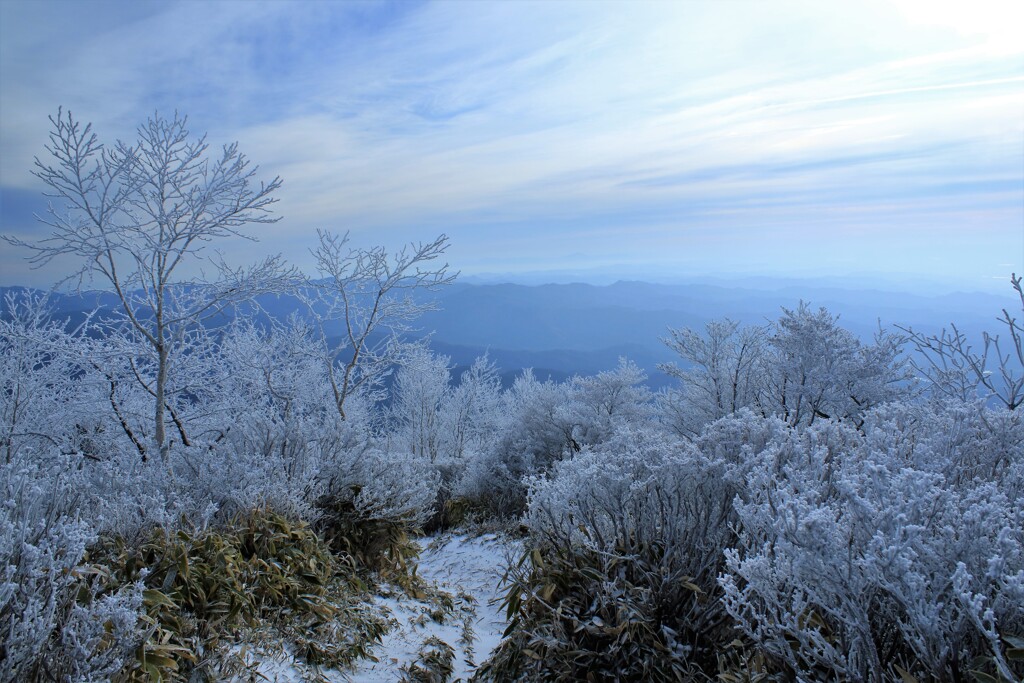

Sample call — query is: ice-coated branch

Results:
[304,230,457,420]
[3,109,287,461]
[901,274,1024,410]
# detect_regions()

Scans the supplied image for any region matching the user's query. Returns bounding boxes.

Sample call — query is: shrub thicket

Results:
[478,430,739,681]
[85,507,391,681]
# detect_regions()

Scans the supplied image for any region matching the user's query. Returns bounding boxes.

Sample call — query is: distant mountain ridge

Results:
[2,279,1013,386]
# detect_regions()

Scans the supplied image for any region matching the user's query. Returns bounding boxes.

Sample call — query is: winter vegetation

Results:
[2,111,1022,682]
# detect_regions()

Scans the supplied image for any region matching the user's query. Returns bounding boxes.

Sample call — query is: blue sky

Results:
[1,0,1022,290]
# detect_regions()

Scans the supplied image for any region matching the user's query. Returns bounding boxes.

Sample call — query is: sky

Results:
[0,0,1022,291]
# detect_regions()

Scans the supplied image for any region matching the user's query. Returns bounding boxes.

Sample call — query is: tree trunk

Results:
[155,342,169,461]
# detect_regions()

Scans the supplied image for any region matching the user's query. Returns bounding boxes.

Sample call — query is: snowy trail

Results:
[351,532,516,682]
[249,532,515,682]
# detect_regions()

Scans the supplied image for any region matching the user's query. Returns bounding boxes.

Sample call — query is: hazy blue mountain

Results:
[2,279,1014,386]
[416,279,1011,360]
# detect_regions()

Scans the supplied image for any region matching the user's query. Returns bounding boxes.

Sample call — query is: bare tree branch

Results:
[3,109,290,461]
[900,274,1024,410]
[303,230,457,420]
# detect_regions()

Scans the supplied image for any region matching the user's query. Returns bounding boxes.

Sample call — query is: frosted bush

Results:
[719,403,1024,681]
[388,349,509,527]
[460,363,652,517]
[171,442,323,522]
[433,353,508,513]
[197,318,381,520]
[457,370,575,515]
[662,307,911,438]
[766,303,910,427]
[526,427,734,586]
[441,353,507,465]
[564,358,654,446]
[483,427,739,678]
[389,344,452,465]
[693,408,790,483]
[311,440,441,527]
[0,453,144,681]
[350,447,441,525]
[56,587,144,682]
[660,319,769,439]
[0,291,96,463]
[76,453,182,537]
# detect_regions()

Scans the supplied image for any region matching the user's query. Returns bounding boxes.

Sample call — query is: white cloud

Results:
[1,0,1021,286]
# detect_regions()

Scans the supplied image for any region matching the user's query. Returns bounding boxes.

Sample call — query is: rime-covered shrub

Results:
[720,403,1024,682]
[441,354,507,466]
[765,303,910,427]
[486,401,1023,681]
[170,443,322,522]
[564,358,653,445]
[480,428,738,680]
[385,349,510,530]
[660,319,770,440]
[458,371,576,516]
[0,291,101,464]
[121,318,391,525]
[661,306,911,438]
[389,344,453,465]
[0,453,143,681]
[313,444,440,583]
[346,446,442,525]
[460,362,653,518]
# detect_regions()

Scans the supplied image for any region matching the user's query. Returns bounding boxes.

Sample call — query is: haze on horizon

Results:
[1,0,1022,293]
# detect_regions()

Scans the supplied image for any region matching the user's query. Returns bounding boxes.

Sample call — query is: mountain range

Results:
[2,279,1014,389]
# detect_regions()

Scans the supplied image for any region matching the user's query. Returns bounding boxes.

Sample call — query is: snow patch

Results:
[352,532,516,682]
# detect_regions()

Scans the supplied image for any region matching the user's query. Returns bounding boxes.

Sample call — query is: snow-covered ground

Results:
[246,532,516,682]
[352,532,516,682]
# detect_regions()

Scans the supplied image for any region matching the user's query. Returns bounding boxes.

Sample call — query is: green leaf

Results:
[144,662,163,682]
[969,671,1000,683]
[1003,634,1024,649]
[894,665,918,683]
[142,589,176,609]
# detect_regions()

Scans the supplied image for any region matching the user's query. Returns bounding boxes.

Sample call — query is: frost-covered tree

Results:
[0,291,84,463]
[441,353,506,466]
[188,317,344,518]
[459,361,654,517]
[218,317,337,459]
[305,230,456,421]
[566,358,654,445]
[903,273,1024,409]
[390,344,452,463]
[390,349,511,517]
[660,320,768,438]
[767,303,910,427]
[458,370,573,515]
[665,304,910,434]
[3,109,292,462]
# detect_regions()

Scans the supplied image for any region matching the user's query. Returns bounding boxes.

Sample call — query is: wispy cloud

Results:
[1,0,1021,289]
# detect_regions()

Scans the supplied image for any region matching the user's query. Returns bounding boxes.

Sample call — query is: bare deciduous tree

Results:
[902,274,1024,410]
[660,319,768,437]
[0,291,86,464]
[305,230,456,420]
[3,109,292,461]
